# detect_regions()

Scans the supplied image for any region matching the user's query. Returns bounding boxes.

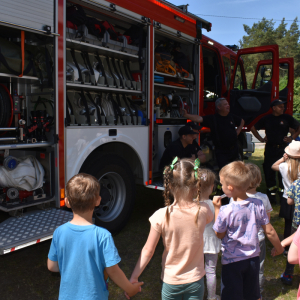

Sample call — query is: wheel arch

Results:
[78,142,145,184]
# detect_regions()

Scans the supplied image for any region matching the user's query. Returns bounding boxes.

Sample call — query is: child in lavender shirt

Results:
[229,163,273,295]
[212,161,283,300]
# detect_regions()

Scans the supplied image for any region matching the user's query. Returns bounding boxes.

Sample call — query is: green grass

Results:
[108,148,299,300]
[0,148,298,299]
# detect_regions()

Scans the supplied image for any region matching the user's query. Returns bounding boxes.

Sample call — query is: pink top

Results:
[293,227,300,299]
[149,202,213,284]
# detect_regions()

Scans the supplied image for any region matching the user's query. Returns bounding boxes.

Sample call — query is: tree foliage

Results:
[239,18,300,112]
[293,77,300,120]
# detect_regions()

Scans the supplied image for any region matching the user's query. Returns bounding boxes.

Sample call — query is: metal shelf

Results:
[0,197,55,213]
[154,71,193,81]
[0,73,39,84]
[66,83,143,94]
[0,141,53,150]
[154,83,193,91]
[66,39,139,60]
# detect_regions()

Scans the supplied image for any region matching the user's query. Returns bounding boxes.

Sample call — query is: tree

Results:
[239,17,300,76]
[239,17,300,111]
[293,77,300,121]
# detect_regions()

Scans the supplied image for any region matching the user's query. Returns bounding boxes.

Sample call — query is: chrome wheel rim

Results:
[94,172,126,222]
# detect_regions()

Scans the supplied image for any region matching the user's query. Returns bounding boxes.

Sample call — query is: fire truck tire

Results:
[80,153,135,234]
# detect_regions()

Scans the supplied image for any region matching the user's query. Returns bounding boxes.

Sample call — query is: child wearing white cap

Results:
[272,140,300,285]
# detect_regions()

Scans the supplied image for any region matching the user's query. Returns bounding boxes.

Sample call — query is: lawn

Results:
[108,148,299,300]
[0,148,298,299]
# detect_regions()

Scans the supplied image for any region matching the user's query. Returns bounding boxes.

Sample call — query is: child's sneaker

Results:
[281,272,293,285]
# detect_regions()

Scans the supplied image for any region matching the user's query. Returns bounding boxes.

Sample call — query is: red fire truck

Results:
[0,0,292,254]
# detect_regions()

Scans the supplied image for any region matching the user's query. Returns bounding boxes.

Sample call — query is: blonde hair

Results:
[66,173,100,212]
[219,161,251,190]
[246,163,262,189]
[163,158,216,225]
[287,157,300,182]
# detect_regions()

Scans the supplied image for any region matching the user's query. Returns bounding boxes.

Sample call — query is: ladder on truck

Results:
[0,209,72,255]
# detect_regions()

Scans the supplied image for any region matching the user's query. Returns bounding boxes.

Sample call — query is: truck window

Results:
[279,63,289,90]
[233,62,243,90]
[223,56,231,91]
[254,64,273,89]
[240,52,273,89]
[203,47,222,101]
[230,49,276,126]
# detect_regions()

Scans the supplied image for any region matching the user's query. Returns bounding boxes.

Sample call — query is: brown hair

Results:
[219,161,251,190]
[246,163,262,189]
[66,173,100,213]
[287,157,300,182]
[163,158,216,225]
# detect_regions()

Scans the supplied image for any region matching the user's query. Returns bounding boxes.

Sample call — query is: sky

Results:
[168,0,299,46]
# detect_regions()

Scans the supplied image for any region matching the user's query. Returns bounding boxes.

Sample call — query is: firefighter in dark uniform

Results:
[182,98,245,170]
[159,124,206,171]
[187,122,207,161]
[251,99,300,204]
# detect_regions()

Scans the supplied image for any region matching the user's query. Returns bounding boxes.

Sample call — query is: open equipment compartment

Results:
[0,25,56,212]
[152,28,200,174]
[65,1,148,127]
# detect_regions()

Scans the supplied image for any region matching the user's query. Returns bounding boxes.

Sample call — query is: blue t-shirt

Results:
[212,198,269,265]
[48,222,121,300]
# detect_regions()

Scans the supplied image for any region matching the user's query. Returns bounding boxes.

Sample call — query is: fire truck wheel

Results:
[81,153,135,234]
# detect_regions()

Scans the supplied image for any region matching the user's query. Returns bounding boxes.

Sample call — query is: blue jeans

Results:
[162,277,205,300]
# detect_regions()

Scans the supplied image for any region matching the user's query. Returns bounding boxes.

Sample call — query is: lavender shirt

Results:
[212,198,269,265]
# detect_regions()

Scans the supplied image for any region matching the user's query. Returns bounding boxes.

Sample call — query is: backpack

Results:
[101,21,121,41]
[123,25,146,70]
[67,4,106,40]
[66,4,87,27]
[123,25,146,47]
[66,21,78,30]
[85,17,106,39]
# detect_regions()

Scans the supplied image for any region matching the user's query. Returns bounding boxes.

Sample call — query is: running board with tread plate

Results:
[146,180,164,191]
[0,208,73,254]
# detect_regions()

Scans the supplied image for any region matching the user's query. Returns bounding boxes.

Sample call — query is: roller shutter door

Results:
[0,0,54,32]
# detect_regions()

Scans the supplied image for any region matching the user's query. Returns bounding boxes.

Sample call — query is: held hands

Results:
[271,245,285,257]
[213,196,222,209]
[260,136,268,143]
[283,136,293,143]
[124,278,144,299]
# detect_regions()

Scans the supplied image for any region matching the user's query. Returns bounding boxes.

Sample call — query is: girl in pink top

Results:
[127,157,213,300]
[288,226,300,299]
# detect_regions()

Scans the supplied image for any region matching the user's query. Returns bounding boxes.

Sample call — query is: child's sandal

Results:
[281,272,293,285]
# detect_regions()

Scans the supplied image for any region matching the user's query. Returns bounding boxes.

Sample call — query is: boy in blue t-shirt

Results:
[47,173,143,300]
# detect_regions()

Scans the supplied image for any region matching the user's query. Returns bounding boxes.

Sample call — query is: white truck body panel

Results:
[65,126,149,181]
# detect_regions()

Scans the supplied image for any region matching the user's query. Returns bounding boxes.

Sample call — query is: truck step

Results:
[0,208,73,255]
[146,179,164,191]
